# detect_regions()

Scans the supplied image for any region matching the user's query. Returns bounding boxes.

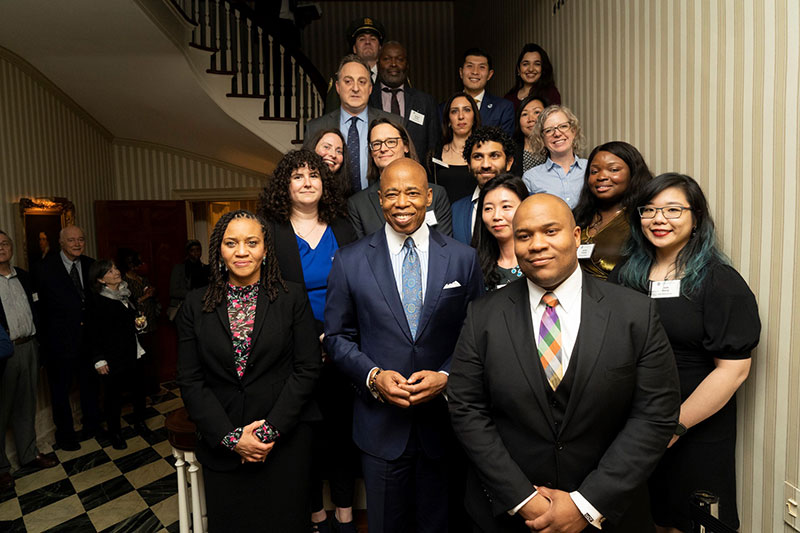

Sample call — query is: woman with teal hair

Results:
[610,173,760,532]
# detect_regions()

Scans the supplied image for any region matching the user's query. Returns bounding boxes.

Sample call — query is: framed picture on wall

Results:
[17,197,75,269]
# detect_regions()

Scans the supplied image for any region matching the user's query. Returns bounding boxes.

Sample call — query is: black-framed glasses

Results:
[542,122,571,137]
[369,137,402,151]
[638,206,692,219]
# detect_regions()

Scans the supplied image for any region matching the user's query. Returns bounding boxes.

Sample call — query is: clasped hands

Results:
[519,486,589,533]
[373,369,447,408]
[234,419,275,464]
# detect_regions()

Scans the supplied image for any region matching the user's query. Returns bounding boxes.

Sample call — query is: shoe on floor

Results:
[0,471,14,490]
[311,517,332,533]
[23,453,58,469]
[333,518,357,533]
[56,439,80,452]
[134,421,153,437]
[110,433,127,450]
[79,426,102,441]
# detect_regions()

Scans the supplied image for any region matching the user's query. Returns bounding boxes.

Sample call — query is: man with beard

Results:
[368,41,440,158]
[452,126,516,245]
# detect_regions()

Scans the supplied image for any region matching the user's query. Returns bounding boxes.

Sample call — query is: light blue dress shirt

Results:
[339,107,370,190]
[522,155,588,209]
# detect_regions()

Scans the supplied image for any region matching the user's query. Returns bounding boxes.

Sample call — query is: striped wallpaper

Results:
[0,47,113,258]
[479,1,800,531]
[112,140,267,201]
[303,1,456,102]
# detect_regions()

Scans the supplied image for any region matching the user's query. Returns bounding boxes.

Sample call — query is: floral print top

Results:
[220,283,280,450]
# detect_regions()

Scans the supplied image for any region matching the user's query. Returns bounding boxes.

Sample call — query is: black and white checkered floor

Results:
[0,382,185,532]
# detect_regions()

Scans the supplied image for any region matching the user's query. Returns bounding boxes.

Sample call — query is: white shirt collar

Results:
[471,185,481,202]
[1,266,17,280]
[526,263,583,312]
[384,220,431,256]
[60,249,80,269]
[472,90,486,106]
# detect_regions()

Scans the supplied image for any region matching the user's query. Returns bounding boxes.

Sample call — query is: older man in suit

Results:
[0,230,57,489]
[34,225,100,451]
[325,159,483,533]
[448,194,680,533]
[305,54,394,194]
[368,41,441,158]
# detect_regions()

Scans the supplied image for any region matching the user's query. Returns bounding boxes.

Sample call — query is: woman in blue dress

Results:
[259,149,359,533]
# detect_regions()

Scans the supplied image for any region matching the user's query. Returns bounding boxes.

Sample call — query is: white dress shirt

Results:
[510,265,605,529]
[469,186,480,237]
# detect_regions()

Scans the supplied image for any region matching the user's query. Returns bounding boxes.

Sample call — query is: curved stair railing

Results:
[171,0,325,144]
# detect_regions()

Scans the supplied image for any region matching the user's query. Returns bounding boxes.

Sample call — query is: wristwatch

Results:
[674,422,688,436]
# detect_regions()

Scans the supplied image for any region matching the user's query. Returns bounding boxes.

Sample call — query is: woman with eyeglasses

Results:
[347,117,452,238]
[521,105,587,209]
[573,141,653,280]
[609,173,760,533]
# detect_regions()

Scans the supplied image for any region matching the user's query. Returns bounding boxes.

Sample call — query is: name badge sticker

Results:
[409,110,425,125]
[576,243,595,259]
[425,210,439,226]
[649,280,681,299]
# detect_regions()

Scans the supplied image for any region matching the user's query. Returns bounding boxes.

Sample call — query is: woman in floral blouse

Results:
[177,210,321,531]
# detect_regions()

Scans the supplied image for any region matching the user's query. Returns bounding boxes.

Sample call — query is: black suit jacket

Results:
[87,294,140,375]
[176,283,322,471]
[347,180,453,239]
[368,84,441,159]
[34,252,95,361]
[0,267,38,336]
[448,274,680,532]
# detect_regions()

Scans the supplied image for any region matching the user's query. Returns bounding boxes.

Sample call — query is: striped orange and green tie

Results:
[538,292,564,390]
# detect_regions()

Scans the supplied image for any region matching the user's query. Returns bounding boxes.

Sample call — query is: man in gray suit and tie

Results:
[304,54,394,194]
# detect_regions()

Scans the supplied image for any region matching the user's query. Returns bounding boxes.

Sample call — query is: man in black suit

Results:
[368,41,441,158]
[305,54,394,194]
[448,194,680,532]
[0,230,57,490]
[34,225,100,451]
[324,16,385,113]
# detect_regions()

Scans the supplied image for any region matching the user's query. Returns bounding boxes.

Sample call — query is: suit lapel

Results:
[560,275,609,431]
[366,230,413,342]
[415,231,448,340]
[504,281,556,429]
[403,88,416,122]
[367,182,384,222]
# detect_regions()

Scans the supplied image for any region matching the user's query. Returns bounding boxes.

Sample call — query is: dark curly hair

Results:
[462,126,515,164]
[573,141,654,228]
[258,149,348,224]
[437,92,481,152]
[302,128,352,197]
[470,174,528,290]
[202,210,286,312]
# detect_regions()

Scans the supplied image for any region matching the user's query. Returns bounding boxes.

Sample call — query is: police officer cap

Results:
[346,17,385,46]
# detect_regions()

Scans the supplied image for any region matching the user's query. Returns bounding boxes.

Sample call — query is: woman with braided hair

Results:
[177,210,321,531]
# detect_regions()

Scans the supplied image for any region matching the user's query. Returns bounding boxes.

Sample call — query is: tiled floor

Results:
[0,383,184,533]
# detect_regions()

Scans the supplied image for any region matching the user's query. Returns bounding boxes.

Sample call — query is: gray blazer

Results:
[347,180,453,239]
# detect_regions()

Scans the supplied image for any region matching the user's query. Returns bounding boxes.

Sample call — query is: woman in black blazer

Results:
[177,210,321,532]
[259,150,359,533]
[87,259,149,450]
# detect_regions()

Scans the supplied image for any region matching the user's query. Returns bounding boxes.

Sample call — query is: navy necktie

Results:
[70,262,85,301]
[401,237,422,339]
[347,116,362,192]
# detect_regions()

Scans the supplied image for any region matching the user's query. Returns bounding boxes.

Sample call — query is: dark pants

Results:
[361,428,449,533]
[102,358,146,434]
[310,365,359,510]
[46,356,100,443]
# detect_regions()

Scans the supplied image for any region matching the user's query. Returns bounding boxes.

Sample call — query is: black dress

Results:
[429,147,475,203]
[612,261,760,531]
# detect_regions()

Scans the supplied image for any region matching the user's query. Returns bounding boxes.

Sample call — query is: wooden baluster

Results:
[279,45,286,117]
[291,57,297,119]
[296,65,305,139]
[255,26,264,96]
[222,2,231,73]
[199,0,207,48]
[232,9,241,94]
[172,449,190,533]
[244,17,253,95]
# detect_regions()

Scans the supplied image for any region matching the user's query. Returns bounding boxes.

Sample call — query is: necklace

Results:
[586,209,622,238]
[291,217,321,240]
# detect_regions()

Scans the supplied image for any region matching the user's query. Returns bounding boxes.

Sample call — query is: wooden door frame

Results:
[171,187,263,240]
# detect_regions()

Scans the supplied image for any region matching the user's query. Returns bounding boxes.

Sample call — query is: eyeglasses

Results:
[369,137,402,151]
[542,122,571,137]
[638,206,693,219]
[0,242,11,249]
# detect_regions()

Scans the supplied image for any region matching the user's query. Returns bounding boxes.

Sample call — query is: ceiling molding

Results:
[0,45,114,140]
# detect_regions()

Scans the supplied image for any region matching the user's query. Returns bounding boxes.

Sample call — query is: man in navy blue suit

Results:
[459,48,515,136]
[325,158,483,533]
[452,126,516,245]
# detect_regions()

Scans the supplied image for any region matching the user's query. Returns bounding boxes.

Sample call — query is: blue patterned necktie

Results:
[347,116,362,192]
[401,237,422,339]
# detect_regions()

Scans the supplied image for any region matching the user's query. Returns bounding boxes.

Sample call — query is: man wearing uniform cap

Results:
[324,16,386,113]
